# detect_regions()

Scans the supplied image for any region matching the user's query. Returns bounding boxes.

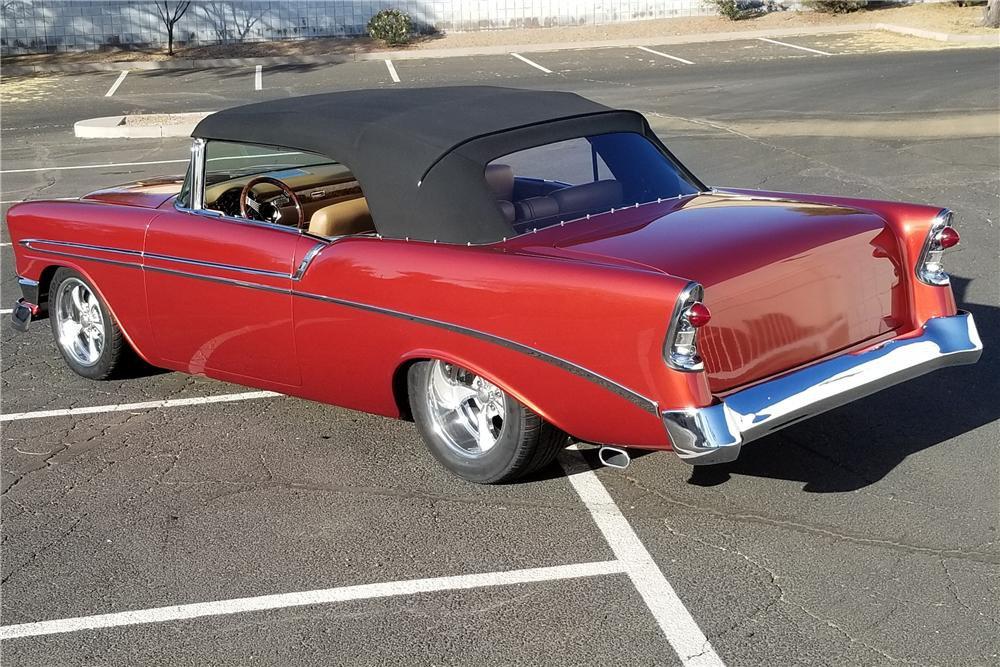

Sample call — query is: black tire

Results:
[408,360,567,484]
[48,267,132,380]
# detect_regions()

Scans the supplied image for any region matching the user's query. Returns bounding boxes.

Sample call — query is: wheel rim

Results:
[426,360,507,458]
[54,278,105,367]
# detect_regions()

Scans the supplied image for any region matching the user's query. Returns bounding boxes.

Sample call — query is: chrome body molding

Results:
[21,238,141,259]
[18,239,658,414]
[663,311,983,465]
[20,238,325,282]
[293,242,326,280]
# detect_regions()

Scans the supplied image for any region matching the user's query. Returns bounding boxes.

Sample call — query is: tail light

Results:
[665,283,711,372]
[916,209,960,286]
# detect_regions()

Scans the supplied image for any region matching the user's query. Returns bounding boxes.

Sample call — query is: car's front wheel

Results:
[408,360,567,484]
[49,268,131,380]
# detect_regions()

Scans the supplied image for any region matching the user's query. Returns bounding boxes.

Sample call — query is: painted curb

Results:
[74,111,212,139]
[5,23,996,75]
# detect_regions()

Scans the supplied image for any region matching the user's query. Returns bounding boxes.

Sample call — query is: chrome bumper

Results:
[662,312,982,465]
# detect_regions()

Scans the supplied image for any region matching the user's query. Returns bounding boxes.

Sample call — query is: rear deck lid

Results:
[517,193,901,392]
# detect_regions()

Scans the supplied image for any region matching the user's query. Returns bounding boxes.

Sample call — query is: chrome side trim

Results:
[292,242,326,280]
[20,238,142,259]
[20,239,657,414]
[663,311,983,465]
[22,238,314,282]
[143,251,290,280]
[146,263,291,295]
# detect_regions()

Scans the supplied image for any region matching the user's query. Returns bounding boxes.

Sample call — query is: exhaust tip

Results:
[598,446,631,469]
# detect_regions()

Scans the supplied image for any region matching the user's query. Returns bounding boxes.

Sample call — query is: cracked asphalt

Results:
[1,37,998,665]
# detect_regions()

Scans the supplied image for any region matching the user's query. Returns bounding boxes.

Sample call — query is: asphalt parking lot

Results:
[2,32,998,665]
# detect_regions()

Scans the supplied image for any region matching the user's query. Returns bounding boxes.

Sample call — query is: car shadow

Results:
[686,275,996,492]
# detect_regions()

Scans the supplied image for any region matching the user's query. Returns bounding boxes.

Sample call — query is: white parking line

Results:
[0,560,625,639]
[104,71,128,97]
[1,152,302,175]
[0,391,281,422]
[510,52,552,74]
[254,65,262,91]
[0,309,11,315]
[385,59,401,83]
[0,389,720,661]
[756,37,832,56]
[560,450,724,667]
[636,46,694,65]
[1,197,78,204]
[1,242,11,247]
[1,159,190,174]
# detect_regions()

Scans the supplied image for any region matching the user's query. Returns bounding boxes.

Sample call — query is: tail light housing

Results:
[665,282,711,372]
[916,209,960,286]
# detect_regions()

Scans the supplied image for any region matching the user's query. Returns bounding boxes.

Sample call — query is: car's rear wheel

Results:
[408,359,567,484]
[49,268,130,380]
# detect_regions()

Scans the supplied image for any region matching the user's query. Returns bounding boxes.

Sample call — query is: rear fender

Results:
[394,346,673,448]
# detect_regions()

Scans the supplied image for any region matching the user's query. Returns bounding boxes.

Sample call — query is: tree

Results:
[985,0,1000,28]
[154,1,192,56]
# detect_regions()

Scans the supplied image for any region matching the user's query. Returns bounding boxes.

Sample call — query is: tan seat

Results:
[308,197,376,237]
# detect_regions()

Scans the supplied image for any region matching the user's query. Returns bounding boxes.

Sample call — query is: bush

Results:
[368,9,413,46]
[705,0,777,20]
[804,0,867,13]
[709,0,744,20]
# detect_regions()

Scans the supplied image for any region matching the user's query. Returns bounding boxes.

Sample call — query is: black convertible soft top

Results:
[193,86,662,243]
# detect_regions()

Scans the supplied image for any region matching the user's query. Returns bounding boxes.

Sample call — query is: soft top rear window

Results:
[486,132,700,234]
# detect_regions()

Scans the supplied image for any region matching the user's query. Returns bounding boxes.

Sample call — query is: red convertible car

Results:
[7,87,982,483]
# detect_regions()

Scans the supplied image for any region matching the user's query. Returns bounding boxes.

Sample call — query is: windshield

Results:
[204,141,335,186]
[486,132,701,235]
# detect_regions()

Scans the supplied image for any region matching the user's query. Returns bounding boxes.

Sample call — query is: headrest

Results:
[485,163,515,200]
[497,200,515,223]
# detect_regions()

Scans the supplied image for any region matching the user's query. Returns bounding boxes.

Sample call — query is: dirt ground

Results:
[1,3,995,66]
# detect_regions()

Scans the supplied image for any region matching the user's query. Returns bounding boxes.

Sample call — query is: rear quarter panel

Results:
[291,236,709,448]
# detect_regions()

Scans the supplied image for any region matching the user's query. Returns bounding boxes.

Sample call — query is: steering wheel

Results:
[239,176,304,228]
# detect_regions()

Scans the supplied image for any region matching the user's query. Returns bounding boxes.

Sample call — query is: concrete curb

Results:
[4,23,996,75]
[74,111,212,138]
[872,22,999,43]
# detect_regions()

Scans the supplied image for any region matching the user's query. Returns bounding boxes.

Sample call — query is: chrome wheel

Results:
[54,278,105,367]
[426,360,507,458]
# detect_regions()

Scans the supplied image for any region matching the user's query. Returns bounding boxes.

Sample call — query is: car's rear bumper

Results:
[662,311,982,465]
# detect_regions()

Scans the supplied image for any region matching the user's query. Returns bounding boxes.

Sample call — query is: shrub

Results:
[368,9,413,46]
[709,0,744,20]
[705,0,777,20]
[804,0,867,13]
